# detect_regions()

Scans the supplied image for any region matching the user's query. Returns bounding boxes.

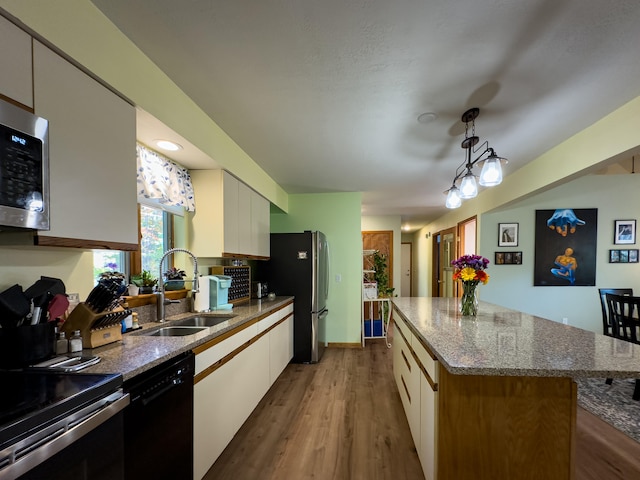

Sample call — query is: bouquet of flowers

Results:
[451,254,490,315]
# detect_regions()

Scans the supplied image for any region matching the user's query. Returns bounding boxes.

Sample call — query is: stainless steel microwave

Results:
[0,99,49,230]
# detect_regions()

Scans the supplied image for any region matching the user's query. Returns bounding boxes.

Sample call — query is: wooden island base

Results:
[437,368,575,480]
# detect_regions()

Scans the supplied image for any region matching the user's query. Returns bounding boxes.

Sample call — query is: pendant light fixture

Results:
[444,108,507,208]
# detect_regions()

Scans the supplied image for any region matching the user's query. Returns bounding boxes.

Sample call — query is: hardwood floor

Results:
[204,336,640,480]
[575,406,640,479]
[204,338,424,480]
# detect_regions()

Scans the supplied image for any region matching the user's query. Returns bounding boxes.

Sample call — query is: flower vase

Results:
[460,282,479,316]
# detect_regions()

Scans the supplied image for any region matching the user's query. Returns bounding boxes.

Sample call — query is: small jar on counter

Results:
[69,330,83,353]
[131,312,140,330]
[56,332,68,355]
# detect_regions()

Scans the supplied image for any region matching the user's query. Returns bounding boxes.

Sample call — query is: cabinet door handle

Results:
[401,349,411,371]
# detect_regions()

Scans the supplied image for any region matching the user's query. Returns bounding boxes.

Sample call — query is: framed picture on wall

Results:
[614,219,636,245]
[498,223,518,247]
[609,249,639,263]
[534,208,597,287]
[495,251,523,265]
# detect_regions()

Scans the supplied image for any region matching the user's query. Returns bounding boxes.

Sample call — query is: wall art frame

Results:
[498,223,518,247]
[534,208,598,287]
[495,251,523,265]
[608,249,639,263]
[613,219,636,245]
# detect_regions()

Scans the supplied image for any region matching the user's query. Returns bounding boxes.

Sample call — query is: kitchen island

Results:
[391,297,640,480]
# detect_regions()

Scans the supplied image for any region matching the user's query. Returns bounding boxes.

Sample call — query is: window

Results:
[93,250,127,284]
[139,203,172,277]
[92,204,173,285]
[92,144,190,287]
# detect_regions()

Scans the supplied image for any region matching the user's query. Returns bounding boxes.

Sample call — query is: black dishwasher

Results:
[123,351,194,480]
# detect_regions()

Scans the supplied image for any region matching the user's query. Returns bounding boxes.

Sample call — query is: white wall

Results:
[479,173,640,333]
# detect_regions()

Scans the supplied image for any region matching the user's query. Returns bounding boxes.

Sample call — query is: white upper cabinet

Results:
[237,180,252,256]
[251,190,270,257]
[32,41,138,248]
[0,16,33,107]
[189,170,270,258]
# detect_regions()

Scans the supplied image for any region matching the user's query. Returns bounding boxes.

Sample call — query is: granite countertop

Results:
[391,297,640,379]
[81,296,294,381]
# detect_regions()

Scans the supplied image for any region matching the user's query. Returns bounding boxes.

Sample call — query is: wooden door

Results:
[432,227,456,297]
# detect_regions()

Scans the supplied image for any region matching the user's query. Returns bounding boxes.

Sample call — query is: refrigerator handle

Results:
[325,239,331,300]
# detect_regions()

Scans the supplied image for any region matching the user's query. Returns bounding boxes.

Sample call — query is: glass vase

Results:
[460,282,479,316]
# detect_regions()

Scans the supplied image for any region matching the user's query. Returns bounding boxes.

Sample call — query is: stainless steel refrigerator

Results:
[263,231,329,363]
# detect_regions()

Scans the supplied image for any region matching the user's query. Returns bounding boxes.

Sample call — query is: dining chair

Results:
[605,293,640,400]
[606,294,640,343]
[598,288,633,337]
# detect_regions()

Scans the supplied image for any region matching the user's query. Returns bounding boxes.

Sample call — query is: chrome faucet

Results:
[156,248,199,323]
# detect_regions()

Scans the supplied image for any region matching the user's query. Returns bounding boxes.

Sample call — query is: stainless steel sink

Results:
[175,315,236,327]
[147,326,207,337]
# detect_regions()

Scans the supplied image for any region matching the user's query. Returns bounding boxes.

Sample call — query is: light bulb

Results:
[445,186,462,209]
[479,156,503,186]
[459,172,478,199]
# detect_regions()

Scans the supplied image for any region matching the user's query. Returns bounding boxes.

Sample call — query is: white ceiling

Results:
[92,0,640,231]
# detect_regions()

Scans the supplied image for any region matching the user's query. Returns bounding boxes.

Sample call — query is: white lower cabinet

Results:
[193,334,270,479]
[193,302,294,479]
[392,321,420,448]
[270,314,294,383]
[419,372,437,480]
[393,316,439,480]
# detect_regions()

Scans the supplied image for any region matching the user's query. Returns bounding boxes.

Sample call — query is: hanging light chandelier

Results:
[444,108,507,209]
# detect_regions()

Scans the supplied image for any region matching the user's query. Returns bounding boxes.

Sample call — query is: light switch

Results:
[335,274,342,283]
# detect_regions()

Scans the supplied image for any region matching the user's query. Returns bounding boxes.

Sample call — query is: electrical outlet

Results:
[562,317,568,325]
[335,274,342,283]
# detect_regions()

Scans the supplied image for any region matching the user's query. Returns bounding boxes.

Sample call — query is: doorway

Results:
[432,227,456,297]
[362,230,393,319]
[401,242,412,296]
[431,217,477,298]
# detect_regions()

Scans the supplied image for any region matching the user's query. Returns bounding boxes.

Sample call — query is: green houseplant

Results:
[372,250,395,298]
[163,267,186,290]
[372,250,395,324]
[131,270,158,294]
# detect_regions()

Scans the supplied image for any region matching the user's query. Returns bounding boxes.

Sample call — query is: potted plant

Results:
[372,250,395,298]
[98,262,126,286]
[131,270,158,294]
[163,267,186,291]
[372,250,395,323]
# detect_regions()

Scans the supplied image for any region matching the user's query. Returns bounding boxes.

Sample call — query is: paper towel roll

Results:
[193,275,210,312]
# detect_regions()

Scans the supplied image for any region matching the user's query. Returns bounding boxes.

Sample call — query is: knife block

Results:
[61,302,125,348]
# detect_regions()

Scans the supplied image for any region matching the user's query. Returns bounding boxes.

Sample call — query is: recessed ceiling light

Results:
[417,112,438,124]
[155,139,183,151]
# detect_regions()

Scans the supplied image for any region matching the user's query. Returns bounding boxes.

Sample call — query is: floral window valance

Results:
[136,144,196,212]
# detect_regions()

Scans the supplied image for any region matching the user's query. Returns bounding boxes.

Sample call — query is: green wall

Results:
[271,192,362,344]
[479,173,640,333]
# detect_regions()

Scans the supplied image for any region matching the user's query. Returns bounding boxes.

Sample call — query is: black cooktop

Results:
[0,371,122,449]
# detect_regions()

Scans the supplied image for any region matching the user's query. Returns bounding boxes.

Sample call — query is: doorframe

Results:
[401,242,413,297]
[456,215,478,297]
[431,226,456,297]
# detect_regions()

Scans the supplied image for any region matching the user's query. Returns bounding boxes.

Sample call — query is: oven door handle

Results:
[0,391,130,480]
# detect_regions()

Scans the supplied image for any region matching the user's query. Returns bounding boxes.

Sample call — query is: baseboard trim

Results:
[327,342,364,349]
